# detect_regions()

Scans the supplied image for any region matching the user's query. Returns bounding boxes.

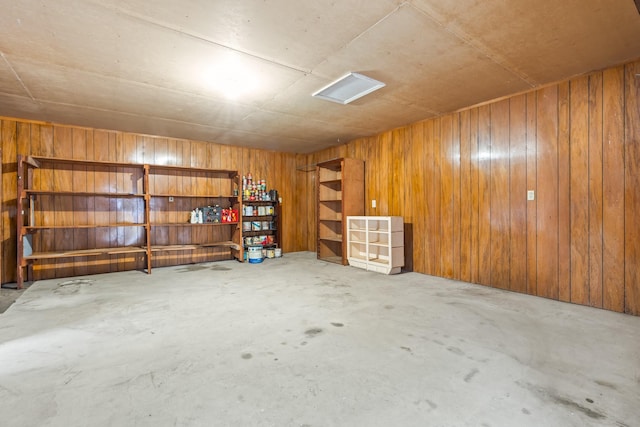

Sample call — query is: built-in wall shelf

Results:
[316,158,364,265]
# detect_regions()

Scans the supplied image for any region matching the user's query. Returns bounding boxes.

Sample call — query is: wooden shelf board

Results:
[152,222,238,227]
[319,179,342,185]
[151,194,236,199]
[319,199,342,203]
[319,218,342,222]
[242,200,278,204]
[30,156,144,169]
[26,223,148,229]
[148,165,237,175]
[319,236,343,243]
[29,156,238,176]
[150,241,240,252]
[25,190,144,198]
[25,246,147,260]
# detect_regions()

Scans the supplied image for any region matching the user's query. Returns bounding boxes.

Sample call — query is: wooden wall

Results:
[299,59,640,315]
[0,121,302,284]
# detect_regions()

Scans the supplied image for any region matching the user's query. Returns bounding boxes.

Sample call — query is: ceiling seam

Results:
[308,2,407,76]
[9,56,263,109]
[85,0,312,76]
[1,51,36,101]
[408,1,539,88]
[24,96,237,133]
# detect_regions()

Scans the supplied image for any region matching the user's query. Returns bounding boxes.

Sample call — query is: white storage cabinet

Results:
[347,216,404,274]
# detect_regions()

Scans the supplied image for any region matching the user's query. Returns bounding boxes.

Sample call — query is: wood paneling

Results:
[477,105,491,286]
[602,66,625,313]
[301,58,639,316]
[536,86,559,300]
[588,73,604,308]
[509,95,527,293]
[569,76,590,306]
[440,115,454,279]
[490,99,510,290]
[625,61,640,316]
[525,92,538,296]
[459,110,472,283]
[557,82,571,303]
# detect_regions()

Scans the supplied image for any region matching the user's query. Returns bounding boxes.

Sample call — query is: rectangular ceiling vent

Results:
[312,72,385,104]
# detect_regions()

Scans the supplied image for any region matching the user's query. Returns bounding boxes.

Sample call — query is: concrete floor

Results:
[0,252,638,427]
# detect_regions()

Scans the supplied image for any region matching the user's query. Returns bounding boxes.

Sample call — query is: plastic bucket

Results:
[247,245,264,264]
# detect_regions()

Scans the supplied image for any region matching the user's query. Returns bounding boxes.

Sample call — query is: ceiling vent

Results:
[312,72,385,104]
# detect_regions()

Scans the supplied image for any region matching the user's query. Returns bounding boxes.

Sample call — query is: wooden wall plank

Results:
[602,66,625,313]
[557,82,571,302]
[477,105,492,286]
[624,61,640,316]
[410,123,426,273]
[422,120,440,275]
[390,128,405,217]
[459,110,472,283]
[401,127,414,272]
[526,93,537,295]
[569,76,590,306]
[451,114,461,280]
[430,119,442,277]
[490,99,510,290]
[1,121,16,284]
[588,73,604,307]
[536,86,559,300]
[469,109,480,284]
[378,133,391,215]
[440,115,454,279]
[509,95,528,293]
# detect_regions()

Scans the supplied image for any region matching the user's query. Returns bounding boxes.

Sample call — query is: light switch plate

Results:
[527,190,535,201]
[372,199,377,208]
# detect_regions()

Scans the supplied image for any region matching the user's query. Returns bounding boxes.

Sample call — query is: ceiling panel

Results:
[89,0,404,73]
[410,0,640,84]
[0,0,306,104]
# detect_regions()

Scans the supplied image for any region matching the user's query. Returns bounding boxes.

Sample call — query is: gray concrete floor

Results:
[0,283,28,314]
[0,252,638,427]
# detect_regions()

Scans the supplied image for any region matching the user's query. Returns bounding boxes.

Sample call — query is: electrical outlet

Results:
[372,199,377,208]
[527,190,535,201]
[169,196,174,202]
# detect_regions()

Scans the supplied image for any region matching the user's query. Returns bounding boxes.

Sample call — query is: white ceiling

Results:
[1,0,639,153]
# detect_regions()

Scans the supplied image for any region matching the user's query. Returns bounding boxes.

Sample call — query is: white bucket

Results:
[274,248,282,258]
[247,245,264,264]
